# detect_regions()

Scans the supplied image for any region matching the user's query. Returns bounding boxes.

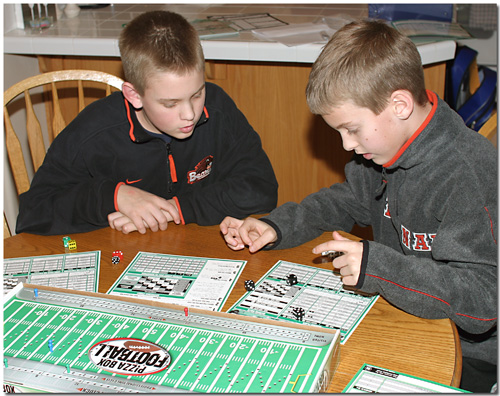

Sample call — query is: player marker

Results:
[321,250,344,260]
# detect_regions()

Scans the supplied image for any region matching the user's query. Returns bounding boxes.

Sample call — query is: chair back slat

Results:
[50,81,67,140]
[478,111,498,147]
[78,80,85,112]
[4,107,31,195]
[23,90,47,172]
[4,214,12,238]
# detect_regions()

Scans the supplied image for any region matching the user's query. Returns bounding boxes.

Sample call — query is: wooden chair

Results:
[4,70,123,196]
[478,110,497,148]
[4,70,124,236]
[468,59,498,148]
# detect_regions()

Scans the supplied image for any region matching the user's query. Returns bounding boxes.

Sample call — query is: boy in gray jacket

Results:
[220,20,497,392]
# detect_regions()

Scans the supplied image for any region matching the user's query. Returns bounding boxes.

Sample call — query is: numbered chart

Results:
[3,251,100,294]
[107,252,246,311]
[229,260,379,344]
[343,364,468,393]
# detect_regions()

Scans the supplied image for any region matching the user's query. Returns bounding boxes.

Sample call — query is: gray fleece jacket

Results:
[262,92,497,365]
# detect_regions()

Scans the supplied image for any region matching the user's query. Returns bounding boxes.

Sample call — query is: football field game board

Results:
[4,284,340,393]
[229,260,379,344]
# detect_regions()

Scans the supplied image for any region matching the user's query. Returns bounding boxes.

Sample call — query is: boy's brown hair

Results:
[306,19,428,115]
[119,10,205,95]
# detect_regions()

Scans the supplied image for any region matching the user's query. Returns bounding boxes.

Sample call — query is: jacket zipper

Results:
[165,142,178,193]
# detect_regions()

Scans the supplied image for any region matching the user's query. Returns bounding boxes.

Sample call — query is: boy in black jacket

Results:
[16,10,278,235]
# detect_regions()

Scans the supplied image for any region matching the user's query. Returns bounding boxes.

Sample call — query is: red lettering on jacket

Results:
[401,225,435,252]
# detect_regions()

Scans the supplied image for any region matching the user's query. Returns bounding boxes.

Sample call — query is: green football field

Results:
[4,285,338,393]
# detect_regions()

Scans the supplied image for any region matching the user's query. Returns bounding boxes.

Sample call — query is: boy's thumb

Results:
[332,230,349,241]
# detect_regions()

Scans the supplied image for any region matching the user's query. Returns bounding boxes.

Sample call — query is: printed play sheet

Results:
[343,364,469,393]
[228,260,378,344]
[3,251,100,294]
[107,252,246,311]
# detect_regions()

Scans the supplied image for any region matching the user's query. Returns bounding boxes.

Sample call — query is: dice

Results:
[112,250,123,264]
[286,273,298,286]
[62,236,71,248]
[244,280,255,291]
[292,307,305,321]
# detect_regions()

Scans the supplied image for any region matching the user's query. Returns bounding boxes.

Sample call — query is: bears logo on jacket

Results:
[188,155,213,184]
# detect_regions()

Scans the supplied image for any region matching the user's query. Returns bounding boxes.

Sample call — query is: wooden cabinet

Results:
[37,55,446,239]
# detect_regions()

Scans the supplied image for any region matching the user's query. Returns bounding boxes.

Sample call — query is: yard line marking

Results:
[19,306,64,359]
[141,324,171,383]
[299,347,322,393]
[168,328,202,388]
[81,313,123,372]
[202,334,231,393]
[177,332,216,390]
[158,326,192,386]
[54,309,99,365]
[4,302,39,344]
[262,343,291,393]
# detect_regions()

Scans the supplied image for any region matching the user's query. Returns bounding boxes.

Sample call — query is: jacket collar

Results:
[123,98,209,143]
[383,90,438,169]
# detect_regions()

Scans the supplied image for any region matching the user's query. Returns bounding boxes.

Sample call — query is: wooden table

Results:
[4,224,461,392]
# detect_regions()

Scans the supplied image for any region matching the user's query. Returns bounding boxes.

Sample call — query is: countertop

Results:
[4,3,456,64]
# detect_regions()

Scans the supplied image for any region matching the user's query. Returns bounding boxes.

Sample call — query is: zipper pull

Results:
[375,169,387,196]
[167,143,178,183]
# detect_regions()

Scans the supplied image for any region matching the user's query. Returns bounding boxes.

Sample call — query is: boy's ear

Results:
[390,90,414,120]
[122,82,143,109]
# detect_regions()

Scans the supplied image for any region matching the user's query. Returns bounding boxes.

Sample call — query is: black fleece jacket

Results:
[16,83,278,235]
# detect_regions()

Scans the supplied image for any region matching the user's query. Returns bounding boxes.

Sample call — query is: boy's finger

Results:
[332,230,349,241]
[220,217,243,233]
[312,239,355,255]
[248,230,275,253]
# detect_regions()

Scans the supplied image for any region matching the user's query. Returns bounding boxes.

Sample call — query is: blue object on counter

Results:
[368,4,453,22]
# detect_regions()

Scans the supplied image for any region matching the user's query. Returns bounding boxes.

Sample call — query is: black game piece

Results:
[244,280,255,291]
[321,250,344,260]
[111,256,120,265]
[292,307,305,321]
[286,274,298,286]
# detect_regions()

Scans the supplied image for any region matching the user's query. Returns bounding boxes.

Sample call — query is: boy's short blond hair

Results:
[119,11,205,95]
[306,19,428,115]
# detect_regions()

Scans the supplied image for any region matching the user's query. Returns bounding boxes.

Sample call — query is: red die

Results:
[112,250,124,259]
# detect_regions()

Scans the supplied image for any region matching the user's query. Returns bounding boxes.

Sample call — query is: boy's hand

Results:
[113,185,180,234]
[108,206,179,234]
[220,216,277,252]
[108,211,147,234]
[312,231,364,286]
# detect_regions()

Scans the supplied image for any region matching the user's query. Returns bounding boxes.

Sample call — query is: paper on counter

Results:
[252,22,336,46]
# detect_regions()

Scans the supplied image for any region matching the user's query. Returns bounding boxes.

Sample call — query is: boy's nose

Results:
[341,136,357,152]
[180,103,195,121]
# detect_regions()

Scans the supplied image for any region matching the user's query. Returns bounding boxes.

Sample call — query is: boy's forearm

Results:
[16,179,116,235]
[360,240,497,334]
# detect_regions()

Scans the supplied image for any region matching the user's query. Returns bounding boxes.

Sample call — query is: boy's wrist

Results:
[114,182,126,212]
[354,240,369,289]
[259,217,282,250]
